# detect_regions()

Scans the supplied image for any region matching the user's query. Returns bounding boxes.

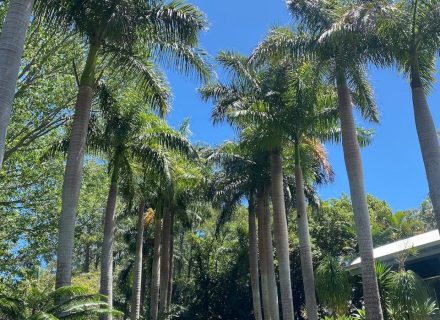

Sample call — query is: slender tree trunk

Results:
[336,74,383,320]
[294,143,318,320]
[130,201,146,320]
[83,243,91,273]
[0,0,33,169]
[249,194,263,320]
[264,187,280,320]
[140,249,150,309]
[99,155,121,320]
[410,59,440,231]
[270,150,295,320]
[150,217,162,320]
[257,190,271,320]
[55,44,99,289]
[159,206,172,314]
[166,210,175,307]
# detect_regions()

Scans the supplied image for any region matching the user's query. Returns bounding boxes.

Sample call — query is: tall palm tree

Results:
[260,183,280,320]
[84,85,195,319]
[248,193,263,320]
[162,161,207,313]
[208,142,274,320]
[250,6,384,316]
[201,52,297,319]
[281,62,338,320]
[35,0,210,289]
[150,212,162,320]
[159,204,173,314]
[130,201,147,320]
[367,0,440,237]
[0,0,34,169]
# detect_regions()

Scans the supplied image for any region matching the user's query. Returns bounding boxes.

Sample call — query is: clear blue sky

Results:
[165,0,440,212]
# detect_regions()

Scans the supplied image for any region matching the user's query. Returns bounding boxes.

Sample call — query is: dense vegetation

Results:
[1,0,440,319]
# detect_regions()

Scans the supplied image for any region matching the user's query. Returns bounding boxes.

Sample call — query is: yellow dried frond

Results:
[144,208,155,227]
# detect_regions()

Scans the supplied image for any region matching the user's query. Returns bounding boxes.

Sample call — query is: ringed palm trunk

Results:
[270,149,294,320]
[294,143,318,320]
[0,0,34,169]
[166,210,175,307]
[248,194,263,320]
[263,187,280,320]
[99,154,121,320]
[150,216,162,320]
[159,206,172,314]
[257,191,272,320]
[336,74,383,320]
[55,43,99,289]
[410,57,440,231]
[130,201,146,320]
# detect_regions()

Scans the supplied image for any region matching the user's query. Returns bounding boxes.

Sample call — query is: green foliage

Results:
[387,269,437,319]
[173,210,253,320]
[0,282,121,319]
[315,256,351,316]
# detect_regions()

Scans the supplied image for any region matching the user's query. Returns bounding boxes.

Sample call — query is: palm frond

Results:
[104,45,171,116]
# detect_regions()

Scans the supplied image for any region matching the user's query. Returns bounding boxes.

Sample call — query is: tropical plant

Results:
[207,141,272,320]
[315,256,351,316]
[34,0,210,290]
[0,285,120,319]
[201,50,298,319]
[370,0,440,236]
[91,87,194,317]
[249,0,384,314]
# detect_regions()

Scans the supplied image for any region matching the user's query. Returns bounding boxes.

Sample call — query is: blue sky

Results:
[165,0,440,212]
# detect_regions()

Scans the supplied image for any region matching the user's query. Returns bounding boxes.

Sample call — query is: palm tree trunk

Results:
[270,149,295,320]
[0,0,33,169]
[166,210,175,307]
[83,243,91,273]
[336,74,383,320]
[130,201,146,320]
[410,58,440,231]
[248,193,263,320]
[55,43,99,289]
[264,187,280,320]
[159,206,172,314]
[150,216,162,320]
[99,155,121,320]
[257,192,271,320]
[294,143,318,320]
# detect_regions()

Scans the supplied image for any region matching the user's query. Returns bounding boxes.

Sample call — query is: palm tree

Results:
[159,158,206,315]
[260,183,280,320]
[201,52,297,319]
[208,142,274,320]
[83,84,195,319]
[250,7,384,316]
[35,0,210,289]
[248,193,263,320]
[0,0,34,169]
[150,212,162,320]
[283,62,339,320]
[159,204,173,314]
[0,285,120,319]
[130,201,147,320]
[369,0,440,238]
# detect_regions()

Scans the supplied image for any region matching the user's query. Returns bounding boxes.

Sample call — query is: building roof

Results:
[347,230,440,272]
